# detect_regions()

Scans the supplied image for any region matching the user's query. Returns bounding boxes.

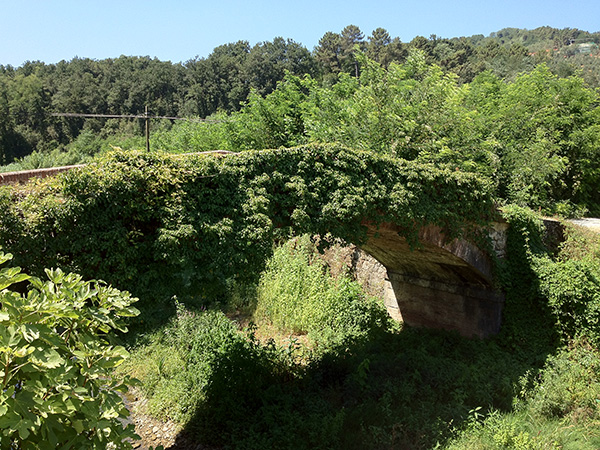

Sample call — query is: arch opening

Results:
[358,222,505,338]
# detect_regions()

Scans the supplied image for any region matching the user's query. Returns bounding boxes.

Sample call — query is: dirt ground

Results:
[124,390,212,450]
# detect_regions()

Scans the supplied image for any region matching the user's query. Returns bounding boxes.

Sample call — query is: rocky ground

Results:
[123,390,212,450]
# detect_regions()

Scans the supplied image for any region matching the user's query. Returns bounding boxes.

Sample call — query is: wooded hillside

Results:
[1,25,599,164]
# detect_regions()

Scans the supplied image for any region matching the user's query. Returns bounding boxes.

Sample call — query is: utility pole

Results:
[145,105,150,152]
[52,111,223,154]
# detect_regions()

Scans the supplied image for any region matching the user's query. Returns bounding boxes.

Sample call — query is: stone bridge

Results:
[0,158,517,339]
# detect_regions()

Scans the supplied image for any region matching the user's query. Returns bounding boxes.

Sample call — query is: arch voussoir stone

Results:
[359,221,506,338]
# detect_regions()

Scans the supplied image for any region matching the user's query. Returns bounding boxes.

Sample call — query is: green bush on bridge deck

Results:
[0,144,495,303]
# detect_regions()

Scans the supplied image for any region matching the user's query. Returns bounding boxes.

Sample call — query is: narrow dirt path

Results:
[123,390,212,450]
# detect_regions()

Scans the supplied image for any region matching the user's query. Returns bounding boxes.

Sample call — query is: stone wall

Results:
[321,242,389,299]
[321,221,510,338]
[0,165,85,185]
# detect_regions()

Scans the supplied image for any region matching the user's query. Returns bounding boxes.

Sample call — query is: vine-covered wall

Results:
[0,144,495,302]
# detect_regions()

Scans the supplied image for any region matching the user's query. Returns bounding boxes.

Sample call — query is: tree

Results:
[0,251,140,449]
[340,25,366,75]
[0,72,53,160]
[244,37,317,97]
[181,56,214,117]
[304,50,487,171]
[193,41,251,114]
[367,28,407,67]
[409,36,433,56]
[226,73,313,150]
[315,31,344,80]
[315,25,368,80]
[0,76,15,164]
[466,65,600,213]
[7,74,48,133]
[51,59,106,138]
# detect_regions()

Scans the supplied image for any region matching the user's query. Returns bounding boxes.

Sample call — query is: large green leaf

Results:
[30,348,64,369]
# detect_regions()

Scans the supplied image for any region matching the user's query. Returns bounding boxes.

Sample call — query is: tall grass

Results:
[253,235,391,349]
[445,339,600,449]
[119,224,600,449]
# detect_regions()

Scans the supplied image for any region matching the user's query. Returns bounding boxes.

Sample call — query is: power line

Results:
[51,112,222,123]
[52,109,224,152]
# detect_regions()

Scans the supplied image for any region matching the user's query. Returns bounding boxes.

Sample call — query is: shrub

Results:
[120,301,299,446]
[133,304,241,424]
[536,256,600,344]
[498,205,563,352]
[445,340,600,450]
[254,235,391,349]
[0,250,140,449]
[527,339,600,420]
[500,206,600,346]
[152,112,233,153]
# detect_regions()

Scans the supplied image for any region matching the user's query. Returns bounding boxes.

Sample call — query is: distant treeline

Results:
[1,25,599,164]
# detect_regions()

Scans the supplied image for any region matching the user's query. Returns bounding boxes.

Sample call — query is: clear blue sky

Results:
[1,0,599,67]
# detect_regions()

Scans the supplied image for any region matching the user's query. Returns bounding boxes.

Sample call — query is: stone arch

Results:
[358,221,506,338]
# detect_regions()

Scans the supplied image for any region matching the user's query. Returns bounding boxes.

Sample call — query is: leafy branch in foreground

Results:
[0,250,140,449]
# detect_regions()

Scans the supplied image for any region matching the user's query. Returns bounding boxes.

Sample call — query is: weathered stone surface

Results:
[319,221,507,338]
[321,243,387,299]
[384,271,504,338]
[356,221,506,338]
[0,165,85,185]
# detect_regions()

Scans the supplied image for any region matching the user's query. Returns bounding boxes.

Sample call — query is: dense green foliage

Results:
[500,206,600,347]
[120,220,600,449]
[0,250,139,449]
[1,25,599,169]
[537,256,600,344]
[0,38,315,164]
[0,144,494,303]
[121,236,521,449]
[146,52,600,215]
[468,66,600,214]
[119,303,299,443]
[2,26,598,216]
[445,340,600,449]
[254,235,391,349]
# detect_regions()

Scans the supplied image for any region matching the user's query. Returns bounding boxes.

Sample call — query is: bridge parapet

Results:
[0,165,85,185]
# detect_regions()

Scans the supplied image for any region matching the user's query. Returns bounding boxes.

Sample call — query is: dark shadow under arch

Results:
[359,221,506,337]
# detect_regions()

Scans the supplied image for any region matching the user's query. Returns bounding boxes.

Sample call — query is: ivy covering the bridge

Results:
[0,144,494,301]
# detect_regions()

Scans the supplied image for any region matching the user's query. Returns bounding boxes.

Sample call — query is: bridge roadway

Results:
[569,218,600,232]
